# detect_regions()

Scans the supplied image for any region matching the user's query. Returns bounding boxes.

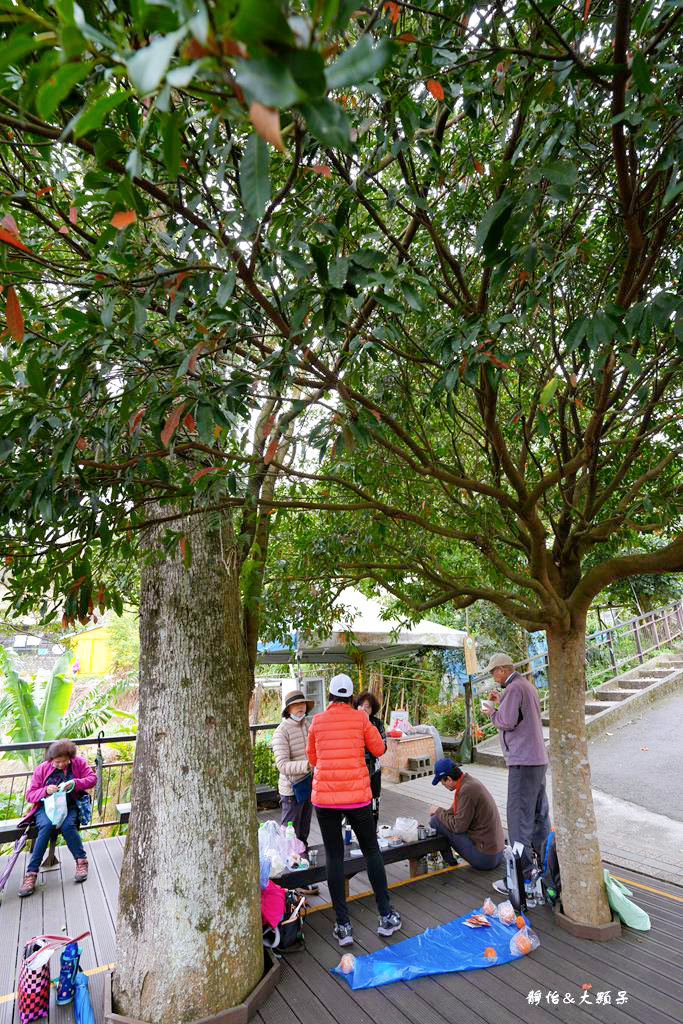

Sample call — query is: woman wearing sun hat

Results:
[271,689,315,851]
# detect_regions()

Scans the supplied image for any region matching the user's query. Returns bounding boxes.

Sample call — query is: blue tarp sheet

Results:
[332,908,532,990]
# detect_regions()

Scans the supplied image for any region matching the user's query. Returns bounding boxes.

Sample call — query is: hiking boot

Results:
[492,879,510,896]
[377,910,402,936]
[74,858,88,883]
[333,922,353,947]
[18,871,38,897]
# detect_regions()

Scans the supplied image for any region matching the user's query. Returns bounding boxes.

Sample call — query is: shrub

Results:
[252,740,278,787]
[427,699,466,736]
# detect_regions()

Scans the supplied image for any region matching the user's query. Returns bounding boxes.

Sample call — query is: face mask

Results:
[290,713,305,722]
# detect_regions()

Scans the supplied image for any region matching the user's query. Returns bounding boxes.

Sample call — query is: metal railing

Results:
[0,736,136,840]
[466,598,683,726]
[0,726,277,844]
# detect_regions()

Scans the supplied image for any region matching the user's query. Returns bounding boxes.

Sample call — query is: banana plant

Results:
[0,648,135,768]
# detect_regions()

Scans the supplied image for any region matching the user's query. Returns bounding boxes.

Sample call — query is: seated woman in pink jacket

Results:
[18,740,96,897]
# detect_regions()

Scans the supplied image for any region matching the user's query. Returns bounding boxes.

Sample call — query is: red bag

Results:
[18,932,89,1024]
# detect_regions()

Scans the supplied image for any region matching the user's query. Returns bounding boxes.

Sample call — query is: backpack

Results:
[541,831,561,907]
[263,891,306,955]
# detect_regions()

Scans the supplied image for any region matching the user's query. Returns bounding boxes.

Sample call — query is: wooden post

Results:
[633,619,643,664]
[607,630,617,673]
[664,608,672,643]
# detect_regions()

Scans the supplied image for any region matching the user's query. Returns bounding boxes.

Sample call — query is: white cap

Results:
[486,652,514,672]
[329,673,354,698]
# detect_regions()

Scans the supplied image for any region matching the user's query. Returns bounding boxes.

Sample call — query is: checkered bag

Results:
[18,932,89,1024]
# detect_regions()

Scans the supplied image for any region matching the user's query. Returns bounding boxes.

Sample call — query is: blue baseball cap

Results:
[432,757,459,785]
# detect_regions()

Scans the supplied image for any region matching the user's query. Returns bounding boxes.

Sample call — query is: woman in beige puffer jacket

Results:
[271,690,314,851]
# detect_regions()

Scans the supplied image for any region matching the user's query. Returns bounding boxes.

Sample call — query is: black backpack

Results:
[541,831,561,907]
[263,891,306,955]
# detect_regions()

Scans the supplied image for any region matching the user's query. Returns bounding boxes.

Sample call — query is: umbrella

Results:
[73,971,95,1024]
[0,829,29,893]
[95,731,104,817]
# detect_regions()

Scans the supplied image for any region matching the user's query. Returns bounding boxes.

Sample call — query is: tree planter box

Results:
[104,951,280,1024]
[554,907,622,941]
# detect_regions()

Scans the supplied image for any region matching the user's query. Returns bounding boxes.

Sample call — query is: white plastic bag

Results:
[394,817,419,843]
[43,789,68,828]
[258,819,305,877]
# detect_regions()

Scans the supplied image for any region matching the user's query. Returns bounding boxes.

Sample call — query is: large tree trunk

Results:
[546,620,612,926]
[114,510,263,1023]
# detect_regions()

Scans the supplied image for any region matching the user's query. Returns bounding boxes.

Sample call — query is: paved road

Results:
[588,687,683,821]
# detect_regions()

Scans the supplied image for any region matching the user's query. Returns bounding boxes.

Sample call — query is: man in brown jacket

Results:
[428,758,504,870]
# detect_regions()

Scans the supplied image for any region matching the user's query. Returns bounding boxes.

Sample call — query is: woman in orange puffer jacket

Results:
[306,673,401,947]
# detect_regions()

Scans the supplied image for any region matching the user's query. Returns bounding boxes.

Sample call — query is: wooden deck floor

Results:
[1,787,682,1024]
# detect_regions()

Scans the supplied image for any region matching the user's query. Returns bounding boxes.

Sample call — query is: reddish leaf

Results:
[69,207,78,224]
[398,32,418,43]
[62,613,68,629]
[183,412,197,432]
[384,1,400,24]
[160,401,189,446]
[312,164,332,178]
[248,101,285,152]
[111,210,137,230]
[179,536,188,564]
[473,158,484,174]
[583,0,591,20]
[187,341,207,374]
[570,373,577,387]
[5,554,13,566]
[426,79,445,101]
[58,225,69,234]
[486,355,511,369]
[264,437,278,465]
[370,408,381,423]
[75,437,87,451]
[5,287,24,342]
[191,466,225,483]
[129,407,145,434]
[0,228,30,254]
[36,186,53,198]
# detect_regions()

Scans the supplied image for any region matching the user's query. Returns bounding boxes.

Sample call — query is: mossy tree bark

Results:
[546,618,612,926]
[114,508,263,1022]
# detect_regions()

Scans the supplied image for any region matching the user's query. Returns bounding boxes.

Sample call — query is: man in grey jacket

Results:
[482,652,550,892]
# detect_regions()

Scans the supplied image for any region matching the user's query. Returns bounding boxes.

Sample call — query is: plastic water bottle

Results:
[344,823,352,845]
[285,821,296,842]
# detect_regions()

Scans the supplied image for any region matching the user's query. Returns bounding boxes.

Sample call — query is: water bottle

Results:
[285,821,296,842]
[344,823,352,845]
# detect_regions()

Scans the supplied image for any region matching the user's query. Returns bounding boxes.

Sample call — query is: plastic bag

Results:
[482,898,495,916]
[495,900,516,926]
[604,870,651,931]
[510,926,540,956]
[394,817,419,843]
[258,820,305,877]
[43,790,68,828]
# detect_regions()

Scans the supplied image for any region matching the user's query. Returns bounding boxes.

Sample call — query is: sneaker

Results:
[377,911,402,937]
[74,858,88,883]
[441,849,459,866]
[492,879,510,896]
[18,871,38,898]
[333,922,353,947]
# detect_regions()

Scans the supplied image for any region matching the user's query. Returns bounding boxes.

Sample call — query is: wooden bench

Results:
[275,833,452,892]
[115,783,280,826]
[0,818,59,867]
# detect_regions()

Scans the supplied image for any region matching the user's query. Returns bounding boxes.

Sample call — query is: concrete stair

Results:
[474,644,683,768]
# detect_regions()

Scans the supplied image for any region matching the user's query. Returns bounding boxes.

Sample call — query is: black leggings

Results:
[316,803,391,925]
[370,769,381,825]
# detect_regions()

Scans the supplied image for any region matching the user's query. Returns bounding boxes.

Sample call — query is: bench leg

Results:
[344,878,350,899]
[409,857,423,878]
[41,834,59,869]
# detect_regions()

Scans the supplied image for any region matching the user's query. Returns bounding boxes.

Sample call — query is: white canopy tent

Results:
[257,587,466,665]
